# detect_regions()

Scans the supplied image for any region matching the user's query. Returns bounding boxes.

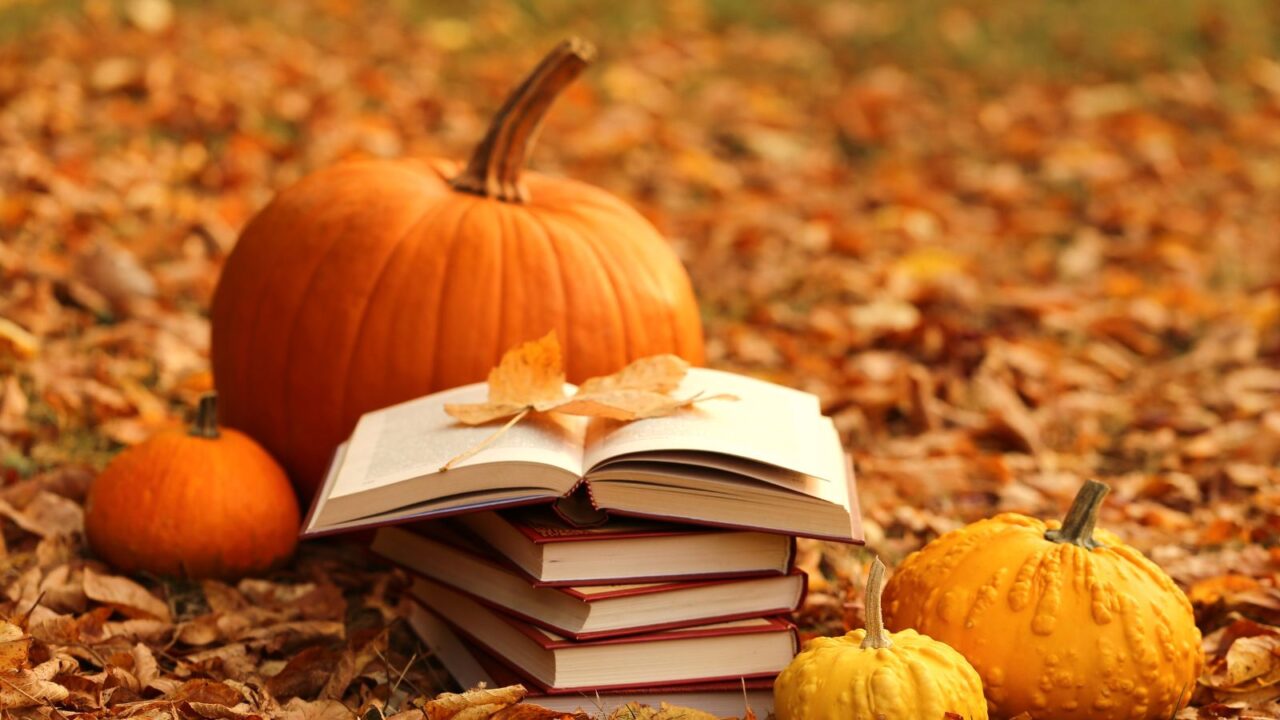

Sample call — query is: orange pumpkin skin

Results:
[881,482,1201,720]
[210,41,704,497]
[85,400,300,580]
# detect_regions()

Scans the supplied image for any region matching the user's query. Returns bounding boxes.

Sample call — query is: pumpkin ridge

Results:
[231,163,441,436]
[274,197,428,474]
[334,199,455,427]
[527,210,629,377]
[394,199,474,405]
[517,208,570,357]
[427,198,487,390]
[563,200,684,354]
[567,215,637,365]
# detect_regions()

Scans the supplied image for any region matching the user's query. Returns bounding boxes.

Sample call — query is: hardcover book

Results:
[371,523,806,638]
[303,368,862,542]
[408,576,798,692]
[452,506,796,584]
[406,601,776,716]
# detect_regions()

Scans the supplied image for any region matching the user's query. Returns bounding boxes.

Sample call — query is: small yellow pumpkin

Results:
[882,480,1201,720]
[774,558,988,720]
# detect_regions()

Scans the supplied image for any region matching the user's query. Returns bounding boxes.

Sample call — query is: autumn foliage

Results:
[2,0,1280,718]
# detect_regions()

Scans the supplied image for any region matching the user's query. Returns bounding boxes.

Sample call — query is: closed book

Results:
[453,506,795,585]
[405,600,775,716]
[303,368,862,543]
[409,576,798,692]
[371,523,806,639]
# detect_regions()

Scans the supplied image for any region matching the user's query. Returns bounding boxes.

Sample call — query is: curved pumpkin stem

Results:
[190,392,221,439]
[1045,479,1109,549]
[860,556,893,650]
[450,37,596,204]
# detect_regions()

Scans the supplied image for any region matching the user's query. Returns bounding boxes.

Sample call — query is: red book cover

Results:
[409,579,799,692]
[438,510,799,587]
[369,523,808,640]
[405,601,777,716]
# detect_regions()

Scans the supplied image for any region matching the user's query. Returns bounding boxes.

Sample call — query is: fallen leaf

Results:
[0,621,31,672]
[266,646,342,699]
[606,701,721,720]
[0,317,38,360]
[490,705,587,720]
[320,629,389,700]
[83,569,172,623]
[420,685,526,720]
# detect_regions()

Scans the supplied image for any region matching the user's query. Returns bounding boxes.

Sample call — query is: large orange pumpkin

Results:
[85,393,300,580]
[210,39,705,497]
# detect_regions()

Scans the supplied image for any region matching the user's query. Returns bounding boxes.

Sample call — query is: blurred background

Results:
[5,3,1280,710]
[3,0,1280,551]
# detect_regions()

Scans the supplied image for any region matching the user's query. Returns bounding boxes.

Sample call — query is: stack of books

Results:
[303,368,862,715]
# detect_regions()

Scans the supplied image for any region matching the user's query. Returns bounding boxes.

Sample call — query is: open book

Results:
[302,368,861,542]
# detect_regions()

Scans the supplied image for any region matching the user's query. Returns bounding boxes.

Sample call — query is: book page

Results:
[329,382,588,499]
[582,368,839,482]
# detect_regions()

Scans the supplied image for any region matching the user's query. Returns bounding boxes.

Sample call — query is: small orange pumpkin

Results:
[210,38,706,496]
[85,393,300,580]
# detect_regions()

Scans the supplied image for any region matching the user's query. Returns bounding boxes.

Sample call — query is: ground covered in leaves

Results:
[3,1,1280,718]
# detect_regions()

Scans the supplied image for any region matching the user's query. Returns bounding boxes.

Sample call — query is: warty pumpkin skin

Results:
[774,559,988,720]
[85,394,300,580]
[210,38,705,497]
[881,481,1202,720]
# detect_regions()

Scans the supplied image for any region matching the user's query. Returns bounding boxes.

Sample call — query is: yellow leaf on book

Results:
[444,333,732,426]
[440,332,734,470]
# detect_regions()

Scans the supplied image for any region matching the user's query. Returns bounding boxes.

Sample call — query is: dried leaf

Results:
[320,629,388,700]
[0,621,31,672]
[420,685,526,719]
[605,702,721,720]
[82,568,172,623]
[490,705,587,719]
[445,334,727,426]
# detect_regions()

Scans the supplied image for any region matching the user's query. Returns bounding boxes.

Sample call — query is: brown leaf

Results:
[420,685,526,720]
[605,702,721,720]
[169,679,244,707]
[0,491,84,538]
[0,317,38,361]
[0,621,31,672]
[320,629,388,700]
[265,646,341,699]
[83,568,172,622]
[490,705,588,720]
[276,698,355,720]
[76,240,158,311]
[131,643,158,688]
[0,655,77,709]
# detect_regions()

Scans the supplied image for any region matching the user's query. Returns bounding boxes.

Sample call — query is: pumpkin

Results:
[210,38,705,497]
[882,480,1202,720]
[774,558,988,720]
[85,393,300,580]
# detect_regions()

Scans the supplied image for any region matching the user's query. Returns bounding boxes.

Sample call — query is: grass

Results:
[2,0,1279,81]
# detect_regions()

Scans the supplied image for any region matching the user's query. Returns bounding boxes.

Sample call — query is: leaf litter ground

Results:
[2,1,1280,718]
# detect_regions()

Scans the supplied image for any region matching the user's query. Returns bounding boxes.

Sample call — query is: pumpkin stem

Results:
[860,556,893,650]
[190,392,221,439]
[450,37,596,204]
[1045,479,1110,549]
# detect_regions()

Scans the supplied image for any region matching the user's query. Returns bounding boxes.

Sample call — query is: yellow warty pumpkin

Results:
[774,558,988,720]
[882,480,1202,720]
